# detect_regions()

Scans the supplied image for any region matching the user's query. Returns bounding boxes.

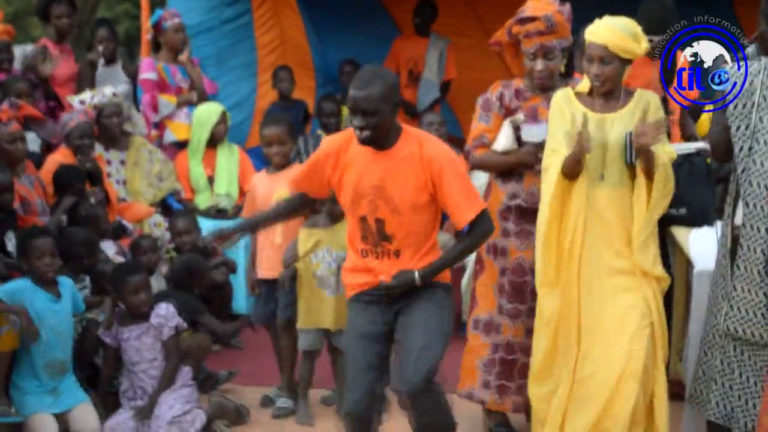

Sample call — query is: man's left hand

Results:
[379,270,420,294]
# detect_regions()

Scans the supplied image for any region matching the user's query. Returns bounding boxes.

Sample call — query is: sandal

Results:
[259,387,281,408]
[271,396,296,419]
[210,392,250,426]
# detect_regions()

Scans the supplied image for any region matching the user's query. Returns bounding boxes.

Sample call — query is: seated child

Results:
[0,99,59,226]
[293,94,341,163]
[130,234,167,294]
[155,254,251,393]
[281,196,347,426]
[0,226,100,430]
[98,261,249,431]
[174,102,255,217]
[242,114,306,418]
[68,199,131,264]
[58,227,111,390]
[0,86,59,167]
[264,65,310,139]
[169,209,214,258]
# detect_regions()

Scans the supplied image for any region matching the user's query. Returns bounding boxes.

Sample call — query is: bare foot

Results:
[295,396,314,427]
[208,392,250,426]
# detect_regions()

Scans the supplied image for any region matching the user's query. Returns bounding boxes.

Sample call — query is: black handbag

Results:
[660,151,717,227]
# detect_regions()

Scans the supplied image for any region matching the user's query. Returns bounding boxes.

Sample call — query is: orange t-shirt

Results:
[174,147,256,205]
[383,34,458,125]
[242,164,305,279]
[291,126,486,298]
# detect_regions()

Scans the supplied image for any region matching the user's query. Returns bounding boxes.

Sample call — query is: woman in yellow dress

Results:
[529,16,676,431]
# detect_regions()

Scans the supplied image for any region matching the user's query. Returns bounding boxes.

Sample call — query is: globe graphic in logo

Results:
[660,24,748,112]
[680,40,732,94]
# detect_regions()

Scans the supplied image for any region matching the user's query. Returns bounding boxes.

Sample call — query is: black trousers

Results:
[342,283,456,432]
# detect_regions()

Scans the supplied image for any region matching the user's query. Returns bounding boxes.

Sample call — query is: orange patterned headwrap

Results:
[489,0,573,77]
[59,109,95,137]
[0,11,15,42]
[0,99,44,133]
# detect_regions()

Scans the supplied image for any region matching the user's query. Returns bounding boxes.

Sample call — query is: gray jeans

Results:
[342,282,455,432]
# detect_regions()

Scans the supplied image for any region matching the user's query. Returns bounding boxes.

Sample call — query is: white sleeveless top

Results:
[95,59,133,103]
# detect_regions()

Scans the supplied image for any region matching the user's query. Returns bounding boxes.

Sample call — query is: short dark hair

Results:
[315,93,341,113]
[110,260,148,295]
[36,0,78,23]
[339,58,361,73]
[272,65,295,82]
[168,253,209,292]
[414,0,438,21]
[57,227,99,264]
[17,226,56,259]
[52,164,86,199]
[130,234,158,256]
[91,17,119,44]
[260,113,297,141]
[169,208,200,230]
[67,199,105,230]
[349,65,400,105]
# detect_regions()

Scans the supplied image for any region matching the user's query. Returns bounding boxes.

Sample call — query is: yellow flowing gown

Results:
[529,88,676,431]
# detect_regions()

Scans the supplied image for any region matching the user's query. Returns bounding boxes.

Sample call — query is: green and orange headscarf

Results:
[490,0,573,78]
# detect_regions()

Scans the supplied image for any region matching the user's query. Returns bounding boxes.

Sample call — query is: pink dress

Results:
[100,302,206,432]
[37,38,78,104]
[136,57,218,155]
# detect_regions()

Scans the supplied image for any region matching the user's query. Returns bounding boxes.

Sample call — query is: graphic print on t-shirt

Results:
[405,58,422,91]
[309,247,346,297]
[350,183,402,261]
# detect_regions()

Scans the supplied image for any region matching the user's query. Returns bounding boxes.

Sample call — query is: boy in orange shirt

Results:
[241,115,305,419]
[213,66,493,431]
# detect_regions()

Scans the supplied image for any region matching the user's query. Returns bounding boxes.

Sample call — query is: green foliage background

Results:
[1,0,166,66]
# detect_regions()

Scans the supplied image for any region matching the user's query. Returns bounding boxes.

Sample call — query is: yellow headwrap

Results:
[575,15,650,93]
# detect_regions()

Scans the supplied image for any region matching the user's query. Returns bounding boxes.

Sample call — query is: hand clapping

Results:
[632,112,667,155]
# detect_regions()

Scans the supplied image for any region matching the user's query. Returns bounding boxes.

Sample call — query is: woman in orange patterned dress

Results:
[457,1,573,430]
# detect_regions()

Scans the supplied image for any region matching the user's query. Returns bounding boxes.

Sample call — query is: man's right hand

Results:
[206,227,240,250]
